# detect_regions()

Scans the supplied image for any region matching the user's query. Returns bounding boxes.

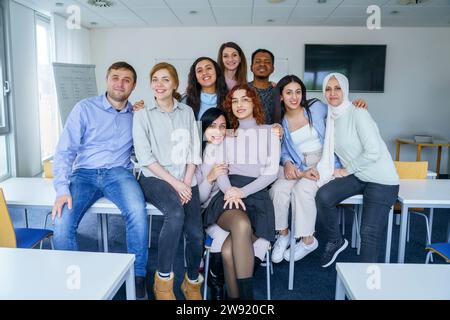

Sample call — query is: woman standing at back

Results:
[217,42,248,90]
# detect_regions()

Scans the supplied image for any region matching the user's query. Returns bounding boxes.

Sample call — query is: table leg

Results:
[397,204,409,263]
[395,142,400,161]
[102,214,109,253]
[436,146,442,177]
[335,274,346,300]
[385,207,393,263]
[125,267,136,300]
[97,214,103,251]
[416,145,422,161]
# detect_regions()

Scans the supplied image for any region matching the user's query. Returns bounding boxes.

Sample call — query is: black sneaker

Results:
[321,238,348,268]
[135,276,148,300]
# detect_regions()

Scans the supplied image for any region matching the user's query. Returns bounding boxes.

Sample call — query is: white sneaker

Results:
[271,231,290,263]
[284,237,318,262]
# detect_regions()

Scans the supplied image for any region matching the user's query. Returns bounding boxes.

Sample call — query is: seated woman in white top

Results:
[315,73,399,268]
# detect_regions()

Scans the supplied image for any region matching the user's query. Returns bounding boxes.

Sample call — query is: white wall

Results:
[90,26,450,174]
[8,1,41,177]
[53,14,91,64]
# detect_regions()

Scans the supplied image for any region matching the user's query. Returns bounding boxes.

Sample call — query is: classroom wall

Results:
[90,26,450,174]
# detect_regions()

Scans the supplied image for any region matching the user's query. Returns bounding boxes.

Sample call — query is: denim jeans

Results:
[139,176,203,280]
[315,174,399,263]
[53,167,149,277]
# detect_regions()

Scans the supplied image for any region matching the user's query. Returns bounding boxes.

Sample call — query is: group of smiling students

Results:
[52,42,400,301]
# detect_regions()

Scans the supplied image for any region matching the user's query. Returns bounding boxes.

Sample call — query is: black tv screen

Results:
[304,44,386,92]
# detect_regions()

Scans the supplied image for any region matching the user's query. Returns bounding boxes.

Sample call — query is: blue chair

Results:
[425,242,450,263]
[203,235,272,300]
[0,188,54,249]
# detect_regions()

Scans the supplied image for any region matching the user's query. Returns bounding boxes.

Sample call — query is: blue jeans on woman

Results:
[316,174,399,263]
[138,176,203,281]
[53,167,149,277]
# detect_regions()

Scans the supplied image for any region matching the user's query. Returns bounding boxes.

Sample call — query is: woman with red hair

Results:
[203,84,280,300]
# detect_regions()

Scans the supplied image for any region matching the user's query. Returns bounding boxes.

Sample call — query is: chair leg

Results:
[425,251,433,264]
[288,208,296,291]
[49,237,54,250]
[428,208,434,244]
[44,212,51,229]
[183,237,187,268]
[266,249,271,300]
[406,213,410,243]
[356,205,362,255]
[395,214,401,226]
[351,209,357,248]
[203,248,210,301]
[39,240,43,249]
[341,208,346,236]
[148,215,153,249]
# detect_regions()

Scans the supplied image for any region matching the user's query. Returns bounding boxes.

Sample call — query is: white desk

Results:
[0,248,136,300]
[287,194,394,290]
[0,178,162,252]
[397,179,450,263]
[335,262,450,300]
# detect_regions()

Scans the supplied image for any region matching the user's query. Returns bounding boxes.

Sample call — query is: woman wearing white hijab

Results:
[315,73,399,268]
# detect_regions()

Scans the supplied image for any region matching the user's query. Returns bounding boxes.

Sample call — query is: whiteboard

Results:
[53,63,98,125]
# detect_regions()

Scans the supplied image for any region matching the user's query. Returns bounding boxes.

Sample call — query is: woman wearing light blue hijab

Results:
[315,73,399,268]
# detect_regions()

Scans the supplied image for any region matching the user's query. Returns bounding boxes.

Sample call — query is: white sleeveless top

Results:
[291,125,322,154]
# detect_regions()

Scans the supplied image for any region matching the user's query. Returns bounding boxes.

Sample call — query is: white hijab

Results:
[316,73,353,187]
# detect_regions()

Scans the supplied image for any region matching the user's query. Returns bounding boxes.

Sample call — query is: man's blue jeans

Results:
[53,167,149,277]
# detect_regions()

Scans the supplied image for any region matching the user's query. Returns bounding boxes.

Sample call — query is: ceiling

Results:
[17,0,450,28]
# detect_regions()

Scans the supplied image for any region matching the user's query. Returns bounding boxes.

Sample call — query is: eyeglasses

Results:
[231,97,253,106]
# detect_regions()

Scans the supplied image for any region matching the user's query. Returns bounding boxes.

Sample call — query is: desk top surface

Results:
[396,138,450,146]
[336,262,450,300]
[0,248,134,300]
[398,179,450,205]
[0,177,157,211]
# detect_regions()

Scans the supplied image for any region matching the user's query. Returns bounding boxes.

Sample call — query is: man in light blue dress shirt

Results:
[51,62,149,299]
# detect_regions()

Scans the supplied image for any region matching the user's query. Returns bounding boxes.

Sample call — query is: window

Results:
[35,14,59,161]
[0,135,7,178]
[0,3,9,135]
[0,2,10,180]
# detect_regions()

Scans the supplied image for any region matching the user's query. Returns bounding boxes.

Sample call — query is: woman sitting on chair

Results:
[196,107,273,300]
[203,84,280,300]
[133,62,203,300]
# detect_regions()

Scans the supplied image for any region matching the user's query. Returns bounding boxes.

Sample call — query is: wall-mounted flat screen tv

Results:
[304,44,386,92]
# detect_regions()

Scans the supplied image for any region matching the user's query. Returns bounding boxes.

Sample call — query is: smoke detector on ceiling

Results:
[398,0,430,5]
[87,0,115,8]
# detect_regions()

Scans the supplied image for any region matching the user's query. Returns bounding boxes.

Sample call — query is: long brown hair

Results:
[185,57,228,119]
[149,62,182,101]
[218,42,248,85]
[224,84,265,131]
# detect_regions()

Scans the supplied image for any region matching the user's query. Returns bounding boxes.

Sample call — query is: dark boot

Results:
[253,257,262,275]
[237,277,254,300]
[207,253,225,300]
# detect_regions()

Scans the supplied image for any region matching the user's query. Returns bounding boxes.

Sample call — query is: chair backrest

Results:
[0,188,17,248]
[394,161,428,179]
[43,160,53,178]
